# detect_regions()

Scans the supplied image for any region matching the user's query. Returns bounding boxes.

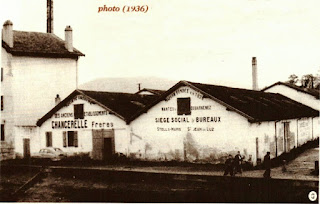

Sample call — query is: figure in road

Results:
[263,152,271,178]
[234,151,242,174]
[224,154,234,176]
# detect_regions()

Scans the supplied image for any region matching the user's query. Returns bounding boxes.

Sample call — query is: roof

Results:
[135,88,166,96]
[130,81,319,123]
[261,82,320,99]
[2,31,85,58]
[36,89,159,126]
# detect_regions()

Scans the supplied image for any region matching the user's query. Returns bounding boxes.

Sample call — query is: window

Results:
[63,131,78,147]
[1,68,3,82]
[46,132,52,147]
[74,104,84,119]
[177,97,191,115]
[1,124,4,141]
[1,96,3,111]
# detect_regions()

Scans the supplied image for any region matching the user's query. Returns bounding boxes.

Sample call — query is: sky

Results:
[1,0,320,90]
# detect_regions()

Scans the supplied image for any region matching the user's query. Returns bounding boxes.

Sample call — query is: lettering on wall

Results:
[165,87,203,101]
[155,116,221,123]
[54,111,108,118]
[52,120,113,129]
[65,95,95,107]
[155,116,221,132]
[161,106,211,112]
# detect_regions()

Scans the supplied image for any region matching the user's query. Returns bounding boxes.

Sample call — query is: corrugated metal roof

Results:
[2,30,84,58]
[188,81,319,122]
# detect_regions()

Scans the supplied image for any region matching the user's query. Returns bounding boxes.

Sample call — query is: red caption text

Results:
[98,5,149,13]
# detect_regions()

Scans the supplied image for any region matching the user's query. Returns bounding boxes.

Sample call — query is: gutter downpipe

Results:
[312,117,314,140]
[275,121,278,157]
[296,118,299,147]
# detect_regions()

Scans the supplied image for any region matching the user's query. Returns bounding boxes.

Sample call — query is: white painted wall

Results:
[131,86,255,163]
[130,86,318,165]
[14,126,39,157]
[1,48,79,157]
[264,84,320,111]
[11,56,78,126]
[1,48,15,149]
[39,96,129,156]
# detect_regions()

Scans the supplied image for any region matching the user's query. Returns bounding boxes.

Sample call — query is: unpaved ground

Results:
[0,167,39,201]
[47,147,318,181]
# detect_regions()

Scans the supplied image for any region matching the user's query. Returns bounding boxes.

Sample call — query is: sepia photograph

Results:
[0,0,319,202]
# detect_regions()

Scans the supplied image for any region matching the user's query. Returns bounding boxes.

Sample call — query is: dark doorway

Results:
[103,138,113,160]
[92,129,115,160]
[23,138,30,158]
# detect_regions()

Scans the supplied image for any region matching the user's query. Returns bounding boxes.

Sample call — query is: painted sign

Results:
[165,87,203,101]
[51,120,114,129]
[54,110,108,118]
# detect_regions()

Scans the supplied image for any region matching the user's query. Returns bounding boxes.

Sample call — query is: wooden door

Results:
[103,138,113,160]
[23,138,30,158]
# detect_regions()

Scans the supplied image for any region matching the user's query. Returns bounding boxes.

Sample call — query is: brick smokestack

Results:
[2,20,13,48]
[252,57,258,91]
[47,0,53,33]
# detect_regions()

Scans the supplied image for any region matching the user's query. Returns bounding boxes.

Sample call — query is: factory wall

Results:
[38,95,130,158]
[129,86,319,165]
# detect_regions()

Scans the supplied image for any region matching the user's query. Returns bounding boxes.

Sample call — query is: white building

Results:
[262,82,320,111]
[36,89,158,160]
[1,20,84,160]
[37,81,319,165]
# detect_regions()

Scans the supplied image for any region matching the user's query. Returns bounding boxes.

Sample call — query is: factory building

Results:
[37,81,319,165]
[36,89,158,159]
[128,81,319,165]
[0,14,84,159]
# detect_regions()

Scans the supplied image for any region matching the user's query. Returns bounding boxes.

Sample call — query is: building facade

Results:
[0,20,84,159]
[37,81,319,165]
[36,89,158,159]
[129,81,319,165]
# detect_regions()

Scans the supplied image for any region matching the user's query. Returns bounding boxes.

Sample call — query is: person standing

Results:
[234,151,242,174]
[263,152,271,178]
[224,155,234,176]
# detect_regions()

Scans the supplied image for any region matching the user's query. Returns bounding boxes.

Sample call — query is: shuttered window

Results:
[74,131,78,147]
[74,104,84,119]
[177,97,191,115]
[1,96,3,111]
[63,131,67,147]
[46,132,52,147]
[1,124,4,141]
[63,131,78,147]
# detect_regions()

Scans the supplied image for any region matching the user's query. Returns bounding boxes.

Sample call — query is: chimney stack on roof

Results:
[2,20,14,48]
[47,0,54,33]
[55,94,61,105]
[252,57,258,91]
[65,26,73,52]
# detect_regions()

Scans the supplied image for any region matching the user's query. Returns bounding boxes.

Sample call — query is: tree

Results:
[301,74,317,88]
[287,74,299,85]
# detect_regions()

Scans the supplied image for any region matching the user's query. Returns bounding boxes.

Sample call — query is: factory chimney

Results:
[2,20,13,48]
[252,57,258,91]
[55,94,61,105]
[65,26,73,52]
[47,0,53,33]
